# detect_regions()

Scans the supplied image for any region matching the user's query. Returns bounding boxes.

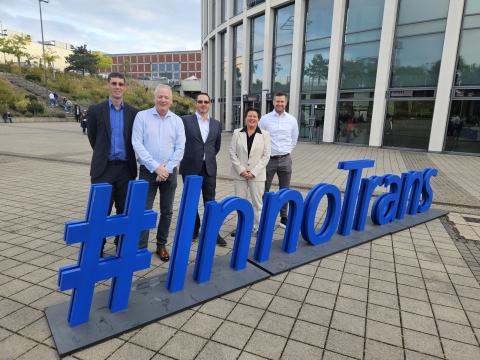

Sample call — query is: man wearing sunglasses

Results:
[87,72,139,256]
[179,93,226,246]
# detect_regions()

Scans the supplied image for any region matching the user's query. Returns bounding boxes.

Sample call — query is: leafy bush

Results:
[0,102,8,114]
[9,64,22,75]
[0,79,18,107]
[172,93,195,116]
[14,99,29,113]
[25,94,38,102]
[25,74,42,83]
[27,100,44,115]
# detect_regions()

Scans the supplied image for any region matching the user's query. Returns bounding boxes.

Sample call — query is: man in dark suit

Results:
[87,72,139,254]
[180,92,226,246]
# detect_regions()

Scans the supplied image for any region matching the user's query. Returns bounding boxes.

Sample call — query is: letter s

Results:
[417,168,438,213]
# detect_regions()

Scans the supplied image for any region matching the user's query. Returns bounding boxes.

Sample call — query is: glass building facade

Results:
[383,0,449,150]
[445,0,480,153]
[300,0,334,142]
[336,0,384,145]
[249,15,265,96]
[202,0,479,155]
[272,4,295,94]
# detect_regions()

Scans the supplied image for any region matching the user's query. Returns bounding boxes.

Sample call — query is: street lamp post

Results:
[38,0,49,98]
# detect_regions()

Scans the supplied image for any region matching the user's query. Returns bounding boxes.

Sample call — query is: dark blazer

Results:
[179,114,222,177]
[87,100,139,179]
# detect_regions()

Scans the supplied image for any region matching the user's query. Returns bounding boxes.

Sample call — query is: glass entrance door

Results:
[232,103,242,130]
[300,103,325,143]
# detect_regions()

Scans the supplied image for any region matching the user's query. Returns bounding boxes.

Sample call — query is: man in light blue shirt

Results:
[132,84,185,261]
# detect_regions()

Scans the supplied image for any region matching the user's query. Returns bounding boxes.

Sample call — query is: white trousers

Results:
[234,180,264,228]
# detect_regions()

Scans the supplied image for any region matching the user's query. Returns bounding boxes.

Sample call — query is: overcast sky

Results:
[0,0,201,54]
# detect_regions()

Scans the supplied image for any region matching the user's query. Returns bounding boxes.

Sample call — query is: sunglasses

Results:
[197,100,210,104]
[110,82,125,87]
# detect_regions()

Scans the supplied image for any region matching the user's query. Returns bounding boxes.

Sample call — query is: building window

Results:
[234,0,243,16]
[272,4,295,94]
[300,0,334,142]
[383,0,449,150]
[247,0,265,9]
[390,0,449,88]
[336,0,384,145]
[232,24,243,129]
[336,91,375,144]
[221,0,229,23]
[249,15,265,95]
[446,0,480,153]
[383,99,435,150]
[340,0,384,90]
[301,0,334,94]
[220,32,227,129]
[151,62,180,80]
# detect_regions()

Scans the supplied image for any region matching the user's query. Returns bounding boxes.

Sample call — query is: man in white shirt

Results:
[259,92,299,228]
[132,84,186,261]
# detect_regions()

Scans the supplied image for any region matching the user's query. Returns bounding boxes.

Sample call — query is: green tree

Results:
[0,37,13,63]
[65,45,98,76]
[6,34,32,66]
[122,59,130,77]
[44,48,59,68]
[92,51,113,73]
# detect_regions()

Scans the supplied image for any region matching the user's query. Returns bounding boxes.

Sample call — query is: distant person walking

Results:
[259,92,299,228]
[80,110,88,134]
[74,103,81,122]
[87,72,139,256]
[49,92,55,108]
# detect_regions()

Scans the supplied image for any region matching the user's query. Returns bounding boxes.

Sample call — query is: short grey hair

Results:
[154,84,173,98]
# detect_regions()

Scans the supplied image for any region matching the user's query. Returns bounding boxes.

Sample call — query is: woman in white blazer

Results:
[229,108,271,229]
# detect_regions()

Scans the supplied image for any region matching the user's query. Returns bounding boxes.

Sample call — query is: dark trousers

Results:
[182,161,216,235]
[265,154,292,218]
[91,162,132,216]
[92,162,133,250]
[139,166,178,248]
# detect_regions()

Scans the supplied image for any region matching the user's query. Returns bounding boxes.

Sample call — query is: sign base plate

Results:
[249,208,448,275]
[46,255,270,356]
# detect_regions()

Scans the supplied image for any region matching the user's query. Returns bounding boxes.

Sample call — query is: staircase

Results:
[0,72,73,118]
[1,72,53,101]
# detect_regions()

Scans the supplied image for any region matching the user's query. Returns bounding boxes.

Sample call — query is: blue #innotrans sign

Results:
[45,159,447,356]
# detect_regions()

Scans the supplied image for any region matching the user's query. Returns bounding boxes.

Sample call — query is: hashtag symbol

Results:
[58,180,157,326]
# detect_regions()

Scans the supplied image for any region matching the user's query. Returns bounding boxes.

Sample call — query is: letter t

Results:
[337,159,375,236]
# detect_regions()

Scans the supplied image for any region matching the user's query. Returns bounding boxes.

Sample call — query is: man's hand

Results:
[155,165,169,182]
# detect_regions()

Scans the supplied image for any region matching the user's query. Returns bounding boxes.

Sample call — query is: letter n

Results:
[193,197,254,284]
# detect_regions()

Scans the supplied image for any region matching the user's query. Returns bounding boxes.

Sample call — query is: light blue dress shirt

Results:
[108,99,126,160]
[132,107,186,173]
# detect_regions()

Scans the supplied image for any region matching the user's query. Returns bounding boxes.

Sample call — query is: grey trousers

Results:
[265,154,292,218]
[139,166,178,248]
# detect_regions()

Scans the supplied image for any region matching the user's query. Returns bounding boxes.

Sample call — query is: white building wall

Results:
[429,0,466,152]
[369,0,399,147]
[323,0,346,143]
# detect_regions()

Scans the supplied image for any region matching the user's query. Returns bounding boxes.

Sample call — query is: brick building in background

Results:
[108,50,202,83]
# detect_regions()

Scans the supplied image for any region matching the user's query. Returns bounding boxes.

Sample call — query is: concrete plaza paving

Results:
[0,121,480,359]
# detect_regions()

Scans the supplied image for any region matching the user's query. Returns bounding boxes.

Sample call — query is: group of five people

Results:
[87,72,299,262]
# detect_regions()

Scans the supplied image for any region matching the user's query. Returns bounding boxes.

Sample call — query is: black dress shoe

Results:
[216,235,227,247]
